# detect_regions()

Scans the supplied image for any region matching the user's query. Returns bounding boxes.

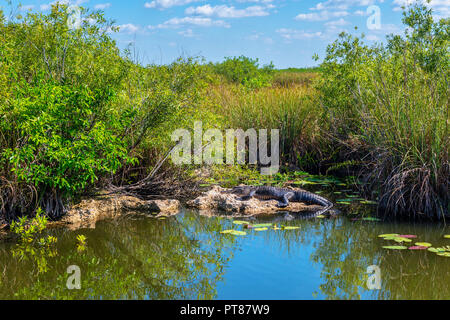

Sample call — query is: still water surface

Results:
[0,204,449,299]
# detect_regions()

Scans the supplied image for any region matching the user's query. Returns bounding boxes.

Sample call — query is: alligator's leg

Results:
[277,192,295,208]
[239,189,256,201]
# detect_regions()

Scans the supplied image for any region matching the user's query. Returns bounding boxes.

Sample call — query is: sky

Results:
[4,0,450,68]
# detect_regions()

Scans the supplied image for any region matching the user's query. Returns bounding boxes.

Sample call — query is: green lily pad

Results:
[437,252,450,257]
[378,233,399,238]
[233,220,251,225]
[444,235,450,239]
[427,247,445,253]
[394,237,412,243]
[282,226,300,230]
[382,246,407,250]
[415,242,432,247]
[337,201,351,205]
[220,230,246,236]
[252,223,273,228]
[254,227,268,231]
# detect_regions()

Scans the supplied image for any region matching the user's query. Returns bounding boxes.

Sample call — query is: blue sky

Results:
[7,0,450,68]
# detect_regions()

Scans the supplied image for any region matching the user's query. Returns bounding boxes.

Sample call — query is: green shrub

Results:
[212,56,274,89]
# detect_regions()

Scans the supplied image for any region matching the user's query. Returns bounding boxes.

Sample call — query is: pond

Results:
[0,193,449,300]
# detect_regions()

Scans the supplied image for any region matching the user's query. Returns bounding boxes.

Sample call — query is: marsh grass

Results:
[272,72,318,88]
[209,84,324,168]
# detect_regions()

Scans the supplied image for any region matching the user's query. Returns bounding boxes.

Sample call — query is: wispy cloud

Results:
[149,16,230,29]
[277,28,323,40]
[185,4,272,18]
[295,10,349,21]
[178,28,196,37]
[144,0,203,10]
[94,3,111,10]
[118,23,140,33]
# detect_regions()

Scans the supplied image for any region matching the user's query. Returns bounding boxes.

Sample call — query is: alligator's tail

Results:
[296,191,333,216]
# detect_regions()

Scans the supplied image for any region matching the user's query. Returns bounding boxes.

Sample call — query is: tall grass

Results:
[209,84,323,168]
[272,72,318,88]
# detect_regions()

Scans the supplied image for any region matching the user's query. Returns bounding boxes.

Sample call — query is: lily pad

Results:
[398,235,417,238]
[337,201,351,205]
[415,242,432,247]
[382,246,407,250]
[315,215,326,219]
[394,237,412,243]
[427,247,445,253]
[437,252,450,257]
[254,227,268,232]
[408,246,428,250]
[378,233,399,238]
[282,226,300,230]
[220,230,246,236]
[444,235,450,239]
[233,220,251,225]
[252,223,273,228]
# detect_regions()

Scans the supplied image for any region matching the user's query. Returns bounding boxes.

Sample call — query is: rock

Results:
[58,194,180,230]
[186,185,322,216]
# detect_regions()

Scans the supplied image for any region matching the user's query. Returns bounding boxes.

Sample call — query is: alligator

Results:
[228,185,334,217]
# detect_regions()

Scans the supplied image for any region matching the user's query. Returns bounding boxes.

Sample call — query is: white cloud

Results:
[310,0,380,11]
[354,9,367,16]
[178,28,195,37]
[325,18,350,27]
[185,4,271,18]
[118,23,140,33]
[144,0,203,10]
[295,10,349,21]
[149,16,230,29]
[277,28,323,40]
[236,0,273,3]
[94,3,111,10]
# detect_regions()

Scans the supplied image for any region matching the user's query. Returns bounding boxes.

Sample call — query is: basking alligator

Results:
[228,185,334,217]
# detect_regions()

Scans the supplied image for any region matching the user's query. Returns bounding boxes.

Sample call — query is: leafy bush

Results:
[3,80,134,197]
[212,56,274,89]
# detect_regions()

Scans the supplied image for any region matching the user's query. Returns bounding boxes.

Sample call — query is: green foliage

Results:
[2,80,135,201]
[212,56,274,89]
[10,208,58,274]
[76,234,87,252]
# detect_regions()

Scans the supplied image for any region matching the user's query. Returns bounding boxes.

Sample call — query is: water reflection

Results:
[0,208,449,299]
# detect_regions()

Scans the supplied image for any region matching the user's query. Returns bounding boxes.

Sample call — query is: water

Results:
[0,204,449,299]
